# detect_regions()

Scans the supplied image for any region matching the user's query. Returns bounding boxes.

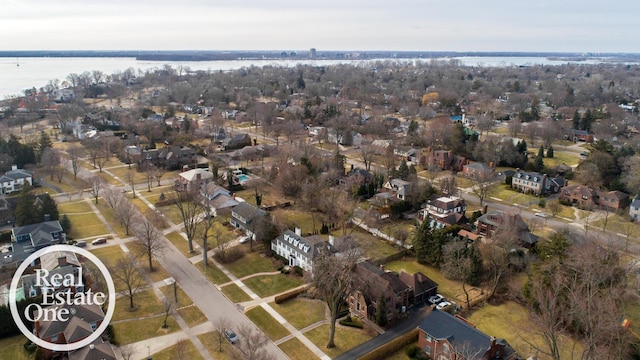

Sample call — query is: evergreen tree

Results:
[546,145,554,158]
[398,161,409,180]
[37,131,52,161]
[60,214,72,233]
[39,193,59,221]
[15,188,37,226]
[534,155,544,172]
[376,295,388,326]
[538,145,545,158]
[572,110,581,129]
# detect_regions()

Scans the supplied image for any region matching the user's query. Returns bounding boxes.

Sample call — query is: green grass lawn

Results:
[160,284,191,307]
[90,245,126,268]
[544,151,580,167]
[223,251,276,278]
[333,228,400,260]
[197,262,231,284]
[245,306,290,341]
[243,274,306,298]
[65,212,109,239]
[159,203,189,225]
[158,285,208,327]
[94,201,128,238]
[0,335,31,360]
[272,298,327,330]
[150,339,203,360]
[197,332,236,360]
[221,283,253,302]
[41,174,89,194]
[138,258,171,283]
[166,231,200,256]
[305,323,373,359]
[112,316,179,345]
[271,208,318,235]
[279,337,320,360]
[113,289,164,321]
[468,301,582,359]
[109,166,148,183]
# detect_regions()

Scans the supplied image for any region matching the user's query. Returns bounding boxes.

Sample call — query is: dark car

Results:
[223,328,238,344]
[92,238,107,245]
[75,241,87,248]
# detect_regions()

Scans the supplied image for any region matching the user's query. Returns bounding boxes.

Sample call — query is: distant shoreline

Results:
[1,50,639,62]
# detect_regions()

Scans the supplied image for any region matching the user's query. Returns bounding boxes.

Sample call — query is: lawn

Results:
[113,288,164,321]
[245,306,290,341]
[109,166,148,183]
[138,258,171,283]
[160,284,191,307]
[149,339,203,360]
[271,208,318,235]
[543,151,580,167]
[41,174,90,194]
[243,274,306,298]
[166,231,200,257]
[197,332,236,360]
[65,212,109,239]
[305,323,373,359]
[272,298,327,330]
[0,335,31,360]
[334,227,400,260]
[177,305,208,327]
[90,245,126,268]
[158,204,187,226]
[197,262,231,284]
[94,201,128,238]
[468,301,582,359]
[223,251,276,278]
[385,259,469,302]
[58,200,93,214]
[112,316,179,345]
[279,338,320,360]
[221,283,253,303]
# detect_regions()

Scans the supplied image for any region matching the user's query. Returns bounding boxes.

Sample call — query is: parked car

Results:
[428,294,444,304]
[535,212,547,218]
[436,301,453,310]
[75,241,87,248]
[224,328,238,344]
[239,236,250,244]
[92,238,107,245]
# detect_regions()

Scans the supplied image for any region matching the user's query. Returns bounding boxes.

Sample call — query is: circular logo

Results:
[9,244,116,352]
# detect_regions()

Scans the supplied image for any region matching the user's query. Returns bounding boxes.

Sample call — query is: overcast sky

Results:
[1,0,638,53]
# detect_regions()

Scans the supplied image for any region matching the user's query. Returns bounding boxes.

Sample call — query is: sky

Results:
[1,0,638,53]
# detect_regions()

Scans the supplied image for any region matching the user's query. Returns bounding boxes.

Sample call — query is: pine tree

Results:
[546,145,554,158]
[538,145,545,158]
[60,214,72,233]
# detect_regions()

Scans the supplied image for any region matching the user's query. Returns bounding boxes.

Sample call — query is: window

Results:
[424,344,432,355]
[51,334,58,342]
[91,321,97,331]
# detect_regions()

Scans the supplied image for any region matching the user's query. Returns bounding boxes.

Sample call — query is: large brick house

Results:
[511,169,565,195]
[561,184,629,211]
[418,309,517,360]
[475,209,538,248]
[462,162,494,180]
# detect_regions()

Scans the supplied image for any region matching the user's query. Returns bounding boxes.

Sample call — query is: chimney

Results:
[483,205,488,214]
[58,256,67,267]
[295,227,301,236]
[11,164,17,171]
[329,235,334,246]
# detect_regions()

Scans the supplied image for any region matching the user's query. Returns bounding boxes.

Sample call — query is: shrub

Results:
[292,266,304,277]
[339,316,364,329]
[538,198,546,208]
[274,285,308,304]
[358,328,419,360]
[405,344,420,358]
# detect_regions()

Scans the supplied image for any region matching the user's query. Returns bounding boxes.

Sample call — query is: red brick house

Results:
[462,162,494,180]
[418,309,517,360]
[561,184,630,211]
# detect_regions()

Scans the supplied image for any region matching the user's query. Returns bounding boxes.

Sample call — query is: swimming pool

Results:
[237,174,249,182]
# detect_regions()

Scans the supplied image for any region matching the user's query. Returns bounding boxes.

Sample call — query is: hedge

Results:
[274,285,309,304]
[358,328,419,360]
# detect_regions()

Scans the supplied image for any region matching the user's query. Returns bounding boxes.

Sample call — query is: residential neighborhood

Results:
[1,54,640,360]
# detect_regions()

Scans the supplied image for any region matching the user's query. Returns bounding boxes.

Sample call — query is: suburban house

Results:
[50,88,76,103]
[271,228,333,272]
[21,251,83,298]
[398,271,439,306]
[565,129,595,143]
[423,149,467,172]
[230,202,267,239]
[201,183,239,216]
[34,303,115,360]
[176,168,214,192]
[142,146,196,169]
[10,221,66,263]
[383,178,417,201]
[222,133,252,150]
[631,196,640,222]
[561,184,630,211]
[462,162,494,180]
[0,165,33,195]
[420,196,468,229]
[418,309,517,360]
[348,261,411,324]
[394,146,421,164]
[511,169,565,195]
[475,210,538,248]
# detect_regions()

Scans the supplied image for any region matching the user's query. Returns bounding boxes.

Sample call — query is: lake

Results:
[0,56,629,99]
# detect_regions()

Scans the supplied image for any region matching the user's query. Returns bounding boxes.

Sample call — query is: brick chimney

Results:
[58,256,68,267]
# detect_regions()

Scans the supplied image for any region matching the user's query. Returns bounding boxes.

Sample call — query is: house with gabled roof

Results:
[475,209,538,248]
[462,162,494,180]
[512,169,564,195]
[201,183,239,216]
[9,221,66,264]
[420,195,468,229]
[398,271,438,306]
[561,184,629,211]
[383,178,417,201]
[230,202,266,239]
[418,309,517,360]
[271,228,333,272]
[176,168,214,192]
[0,165,33,194]
[630,196,640,222]
[348,261,411,324]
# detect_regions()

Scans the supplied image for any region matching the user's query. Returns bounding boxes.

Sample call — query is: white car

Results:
[535,212,547,218]
[239,236,250,244]
[428,294,444,304]
[436,301,453,310]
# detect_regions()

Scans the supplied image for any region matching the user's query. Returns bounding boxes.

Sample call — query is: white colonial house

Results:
[271,228,332,272]
[0,165,33,195]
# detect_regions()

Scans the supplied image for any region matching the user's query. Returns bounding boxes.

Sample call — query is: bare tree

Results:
[116,201,138,236]
[311,237,362,348]
[469,171,497,207]
[88,176,103,204]
[547,199,562,218]
[111,254,144,310]
[198,199,215,270]
[161,297,173,329]
[212,222,234,263]
[125,169,137,198]
[233,324,274,360]
[133,215,164,272]
[213,317,230,353]
[173,339,188,360]
[481,213,521,298]
[118,344,135,360]
[173,189,200,252]
[102,186,124,210]
[40,148,62,182]
[67,144,82,180]
[359,144,375,171]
